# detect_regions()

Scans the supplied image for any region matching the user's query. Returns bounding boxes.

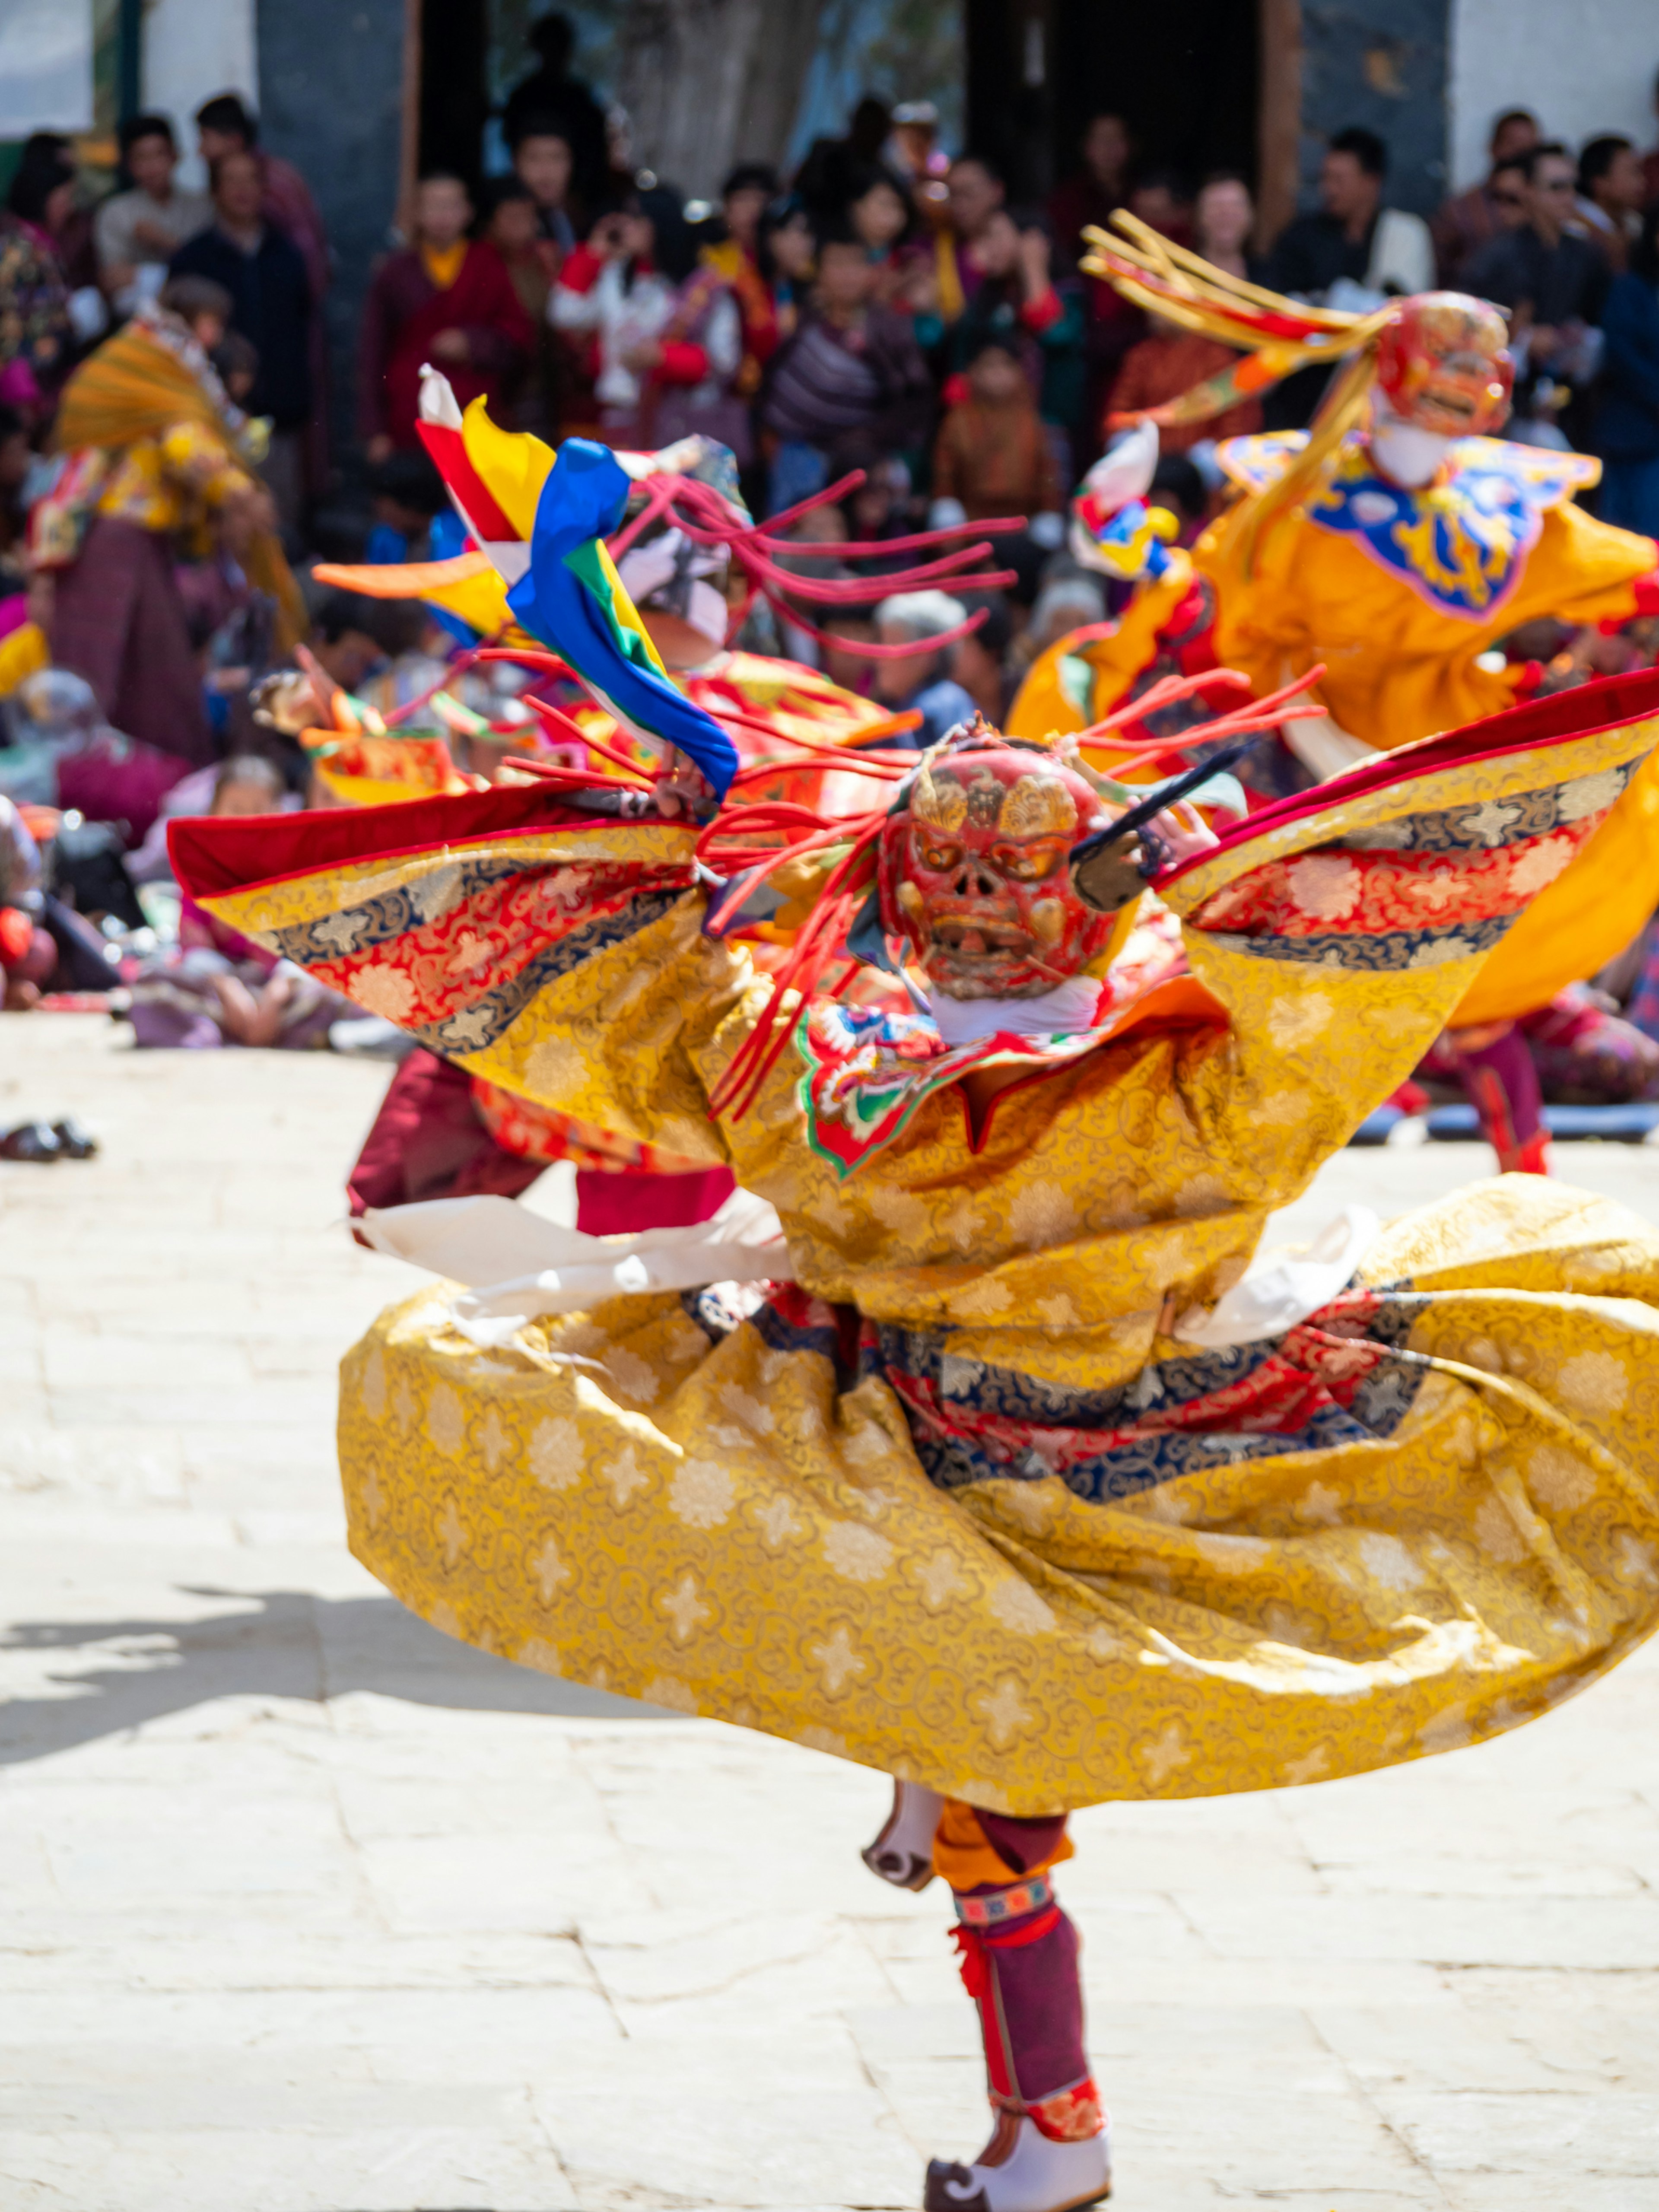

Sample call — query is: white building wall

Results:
[141,0,259,187]
[1450,0,1656,190]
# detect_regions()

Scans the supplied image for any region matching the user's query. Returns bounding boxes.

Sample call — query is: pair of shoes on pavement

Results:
[0,1117,98,1162]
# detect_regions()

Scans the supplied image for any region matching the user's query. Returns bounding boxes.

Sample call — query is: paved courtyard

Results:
[6,1013,1659,2212]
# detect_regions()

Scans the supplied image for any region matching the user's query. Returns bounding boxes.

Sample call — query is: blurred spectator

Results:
[1148,452,1208,540]
[501,14,611,212]
[194,93,331,496]
[848,164,920,310]
[933,332,1063,523]
[1267,127,1433,303]
[170,150,313,531]
[1049,113,1131,264]
[952,594,1014,721]
[758,227,932,513]
[0,403,31,607]
[554,185,747,454]
[0,178,71,416]
[97,114,211,311]
[1645,69,1659,209]
[210,328,259,407]
[929,155,1007,334]
[510,119,577,252]
[871,591,977,745]
[1126,167,1192,248]
[194,95,329,306]
[947,210,1086,462]
[1468,143,1609,385]
[365,449,448,563]
[8,134,98,294]
[1108,314,1262,451]
[1596,208,1659,536]
[484,179,563,434]
[1577,136,1646,275]
[1431,108,1539,287]
[760,195,816,340]
[1023,572,1105,663]
[1193,174,1265,283]
[34,280,276,765]
[797,95,895,226]
[701,162,782,399]
[360,173,534,460]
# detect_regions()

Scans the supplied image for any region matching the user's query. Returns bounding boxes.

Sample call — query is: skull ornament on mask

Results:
[877,732,1119,999]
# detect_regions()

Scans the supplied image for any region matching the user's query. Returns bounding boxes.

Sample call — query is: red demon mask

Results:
[1375,292,1513,437]
[877,733,1117,999]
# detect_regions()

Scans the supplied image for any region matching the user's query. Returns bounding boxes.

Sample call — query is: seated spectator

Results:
[1431,108,1539,288]
[485,179,560,431]
[170,149,312,531]
[700,162,782,398]
[1049,114,1131,265]
[1192,173,1265,284]
[365,450,448,564]
[510,117,577,251]
[952,593,1014,721]
[871,591,979,747]
[553,183,748,455]
[0,159,72,416]
[1576,136,1646,276]
[933,332,1063,524]
[758,226,933,513]
[1268,126,1433,304]
[1108,312,1263,452]
[1596,208,1659,537]
[96,113,211,311]
[360,172,534,459]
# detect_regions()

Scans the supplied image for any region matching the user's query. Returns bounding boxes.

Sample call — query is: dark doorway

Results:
[968,0,1262,205]
[419,0,490,191]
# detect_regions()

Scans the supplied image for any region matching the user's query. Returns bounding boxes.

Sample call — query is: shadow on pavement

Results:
[0,1587,680,1764]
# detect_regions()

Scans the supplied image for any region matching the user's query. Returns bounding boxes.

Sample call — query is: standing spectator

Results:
[552,186,746,454]
[760,196,816,341]
[170,151,312,530]
[1577,137,1647,276]
[795,96,895,227]
[0,175,71,418]
[1467,143,1610,385]
[359,173,534,461]
[1193,173,1266,283]
[501,14,610,213]
[484,181,559,432]
[759,227,932,513]
[1595,208,1659,536]
[194,93,331,496]
[9,134,98,295]
[1048,114,1131,264]
[947,210,1087,467]
[1267,127,1433,303]
[1265,127,1433,429]
[928,155,1006,335]
[96,114,210,311]
[932,331,1064,524]
[1431,108,1539,287]
[700,163,781,400]
[870,591,978,748]
[1643,69,1659,210]
[1125,167,1192,249]
[848,164,920,310]
[510,119,577,252]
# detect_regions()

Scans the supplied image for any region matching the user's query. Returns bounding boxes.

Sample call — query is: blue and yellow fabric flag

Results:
[508,438,739,794]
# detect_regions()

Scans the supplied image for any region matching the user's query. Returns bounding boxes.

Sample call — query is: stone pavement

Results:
[5,1014,1659,2212]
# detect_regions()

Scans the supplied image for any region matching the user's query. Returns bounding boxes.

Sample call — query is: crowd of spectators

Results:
[6,32,1659,1045]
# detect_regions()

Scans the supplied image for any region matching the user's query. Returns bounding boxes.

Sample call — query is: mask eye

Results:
[915,838,961,870]
[992,843,1061,881]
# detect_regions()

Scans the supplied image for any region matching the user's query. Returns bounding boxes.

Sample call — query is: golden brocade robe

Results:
[180,677,1659,1814]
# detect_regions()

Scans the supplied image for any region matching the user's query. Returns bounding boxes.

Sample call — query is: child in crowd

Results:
[932,330,1065,524]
